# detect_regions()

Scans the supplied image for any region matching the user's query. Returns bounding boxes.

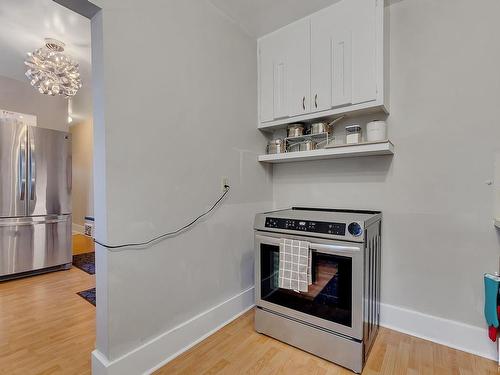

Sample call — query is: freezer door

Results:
[0,215,72,277]
[28,127,72,216]
[0,120,27,218]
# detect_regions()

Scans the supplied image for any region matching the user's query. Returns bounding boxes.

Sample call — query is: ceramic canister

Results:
[366,120,387,142]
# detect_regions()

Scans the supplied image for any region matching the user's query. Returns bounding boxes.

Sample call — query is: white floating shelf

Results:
[258,141,394,164]
[495,218,500,229]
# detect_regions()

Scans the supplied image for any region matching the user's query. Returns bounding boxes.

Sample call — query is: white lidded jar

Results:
[366,120,387,142]
[345,125,362,144]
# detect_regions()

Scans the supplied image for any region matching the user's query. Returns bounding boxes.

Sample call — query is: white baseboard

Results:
[92,286,255,375]
[72,223,85,234]
[380,303,497,361]
[91,290,496,375]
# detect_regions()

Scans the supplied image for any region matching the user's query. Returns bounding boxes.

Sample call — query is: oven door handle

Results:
[310,243,360,255]
[256,234,360,254]
[255,234,281,246]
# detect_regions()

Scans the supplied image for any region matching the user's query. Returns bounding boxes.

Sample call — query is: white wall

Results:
[0,75,68,131]
[495,152,500,220]
[90,0,272,370]
[274,0,500,330]
[70,119,94,226]
[83,0,500,371]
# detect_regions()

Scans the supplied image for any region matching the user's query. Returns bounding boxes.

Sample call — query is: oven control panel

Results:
[265,217,346,236]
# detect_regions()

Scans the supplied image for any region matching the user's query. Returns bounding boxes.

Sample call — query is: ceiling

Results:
[209,0,342,37]
[0,0,91,122]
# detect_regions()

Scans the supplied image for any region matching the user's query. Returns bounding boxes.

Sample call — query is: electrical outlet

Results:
[222,177,230,191]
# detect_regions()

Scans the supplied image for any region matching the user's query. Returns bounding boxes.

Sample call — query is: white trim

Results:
[91,291,496,375]
[380,303,497,361]
[72,223,85,234]
[91,286,255,375]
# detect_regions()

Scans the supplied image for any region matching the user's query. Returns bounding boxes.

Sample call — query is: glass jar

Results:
[345,125,362,144]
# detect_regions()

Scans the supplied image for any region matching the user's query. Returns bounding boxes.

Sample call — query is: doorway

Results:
[0,0,97,373]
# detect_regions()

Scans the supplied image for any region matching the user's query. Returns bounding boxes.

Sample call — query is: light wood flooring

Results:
[156,309,498,375]
[73,233,95,255]
[0,233,497,375]
[0,234,96,375]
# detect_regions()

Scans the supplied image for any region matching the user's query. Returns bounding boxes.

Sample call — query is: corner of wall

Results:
[380,303,498,361]
[91,286,255,375]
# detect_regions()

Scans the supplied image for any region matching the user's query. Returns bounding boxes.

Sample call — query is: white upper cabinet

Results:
[259,0,387,128]
[312,0,377,111]
[259,29,287,122]
[259,18,310,122]
[284,18,311,117]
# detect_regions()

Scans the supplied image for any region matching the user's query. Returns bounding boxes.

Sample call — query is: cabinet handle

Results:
[315,94,318,109]
[302,96,306,111]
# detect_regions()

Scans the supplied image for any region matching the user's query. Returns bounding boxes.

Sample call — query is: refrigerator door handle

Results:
[19,142,26,200]
[29,142,36,201]
[0,217,69,227]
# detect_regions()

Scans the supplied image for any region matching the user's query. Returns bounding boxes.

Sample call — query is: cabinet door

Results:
[332,30,352,107]
[259,38,274,123]
[285,18,311,117]
[0,216,71,277]
[311,0,377,111]
[27,127,72,216]
[259,31,289,121]
[350,0,377,105]
[352,0,377,104]
[310,9,334,112]
[0,121,27,218]
[259,18,310,121]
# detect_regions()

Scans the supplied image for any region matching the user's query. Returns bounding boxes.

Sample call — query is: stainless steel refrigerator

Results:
[0,119,72,280]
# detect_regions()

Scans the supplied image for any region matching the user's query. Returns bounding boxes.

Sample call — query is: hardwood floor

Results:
[156,309,498,375]
[0,235,96,375]
[73,233,95,255]
[0,231,496,375]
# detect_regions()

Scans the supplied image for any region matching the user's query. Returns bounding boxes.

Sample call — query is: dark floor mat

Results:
[77,287,96,306]
[72,252,95,275]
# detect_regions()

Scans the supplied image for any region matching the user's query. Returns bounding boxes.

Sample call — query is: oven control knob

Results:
[348,222,363,237]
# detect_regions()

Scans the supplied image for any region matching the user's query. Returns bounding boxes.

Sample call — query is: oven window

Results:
[260,244,352,327]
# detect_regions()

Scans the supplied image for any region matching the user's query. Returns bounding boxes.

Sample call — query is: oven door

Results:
[255,231,363,340]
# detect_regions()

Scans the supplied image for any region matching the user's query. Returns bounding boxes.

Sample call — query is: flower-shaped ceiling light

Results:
[25,38,82,98]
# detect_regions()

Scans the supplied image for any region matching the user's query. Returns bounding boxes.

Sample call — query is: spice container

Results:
[346,125,362,144]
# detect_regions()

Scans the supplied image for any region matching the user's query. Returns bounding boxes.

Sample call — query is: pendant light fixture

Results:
[25,38,82,98]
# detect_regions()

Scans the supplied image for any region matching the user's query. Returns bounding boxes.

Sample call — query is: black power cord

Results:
[94,185,230,251]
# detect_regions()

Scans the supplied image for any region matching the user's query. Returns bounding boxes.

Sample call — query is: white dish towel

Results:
[278,239,312,292]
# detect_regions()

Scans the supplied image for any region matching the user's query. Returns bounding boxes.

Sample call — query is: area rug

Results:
[72,252,95,275]
[77,288,96,306]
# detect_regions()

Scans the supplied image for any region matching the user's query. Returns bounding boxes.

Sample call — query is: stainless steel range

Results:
[254,207,381,374]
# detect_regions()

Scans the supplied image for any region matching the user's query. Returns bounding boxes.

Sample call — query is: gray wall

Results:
[70,119,94,226]
[0,75,68,131]
[88,0,500,365]
[273,0,500,328]
[92,0,272,360]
